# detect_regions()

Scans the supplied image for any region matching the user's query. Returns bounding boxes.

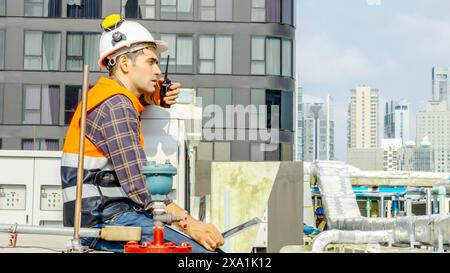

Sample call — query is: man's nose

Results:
[153,64,161,77]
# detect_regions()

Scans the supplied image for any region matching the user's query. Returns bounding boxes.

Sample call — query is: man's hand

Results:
[141,80,180,107]
[153,79,179,106]
[166,203,224,251]
[186,219,225,251]
[160,80,180,106]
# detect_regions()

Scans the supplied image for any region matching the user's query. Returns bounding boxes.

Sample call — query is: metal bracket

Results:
[66,239,88,253]
[8,223,18,248]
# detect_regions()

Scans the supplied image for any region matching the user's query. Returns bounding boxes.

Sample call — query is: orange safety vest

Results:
[61,77,146,228]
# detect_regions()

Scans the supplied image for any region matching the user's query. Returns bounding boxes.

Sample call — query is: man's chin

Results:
[142,87,155,94]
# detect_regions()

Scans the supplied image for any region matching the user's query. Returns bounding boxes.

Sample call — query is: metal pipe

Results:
[0,224,100,238]
[426,188,432,216]
[432,187,446,215]
[366,198,371,217]
[406,198,412,217]
[386,200,392,218]
[73,65,90,243]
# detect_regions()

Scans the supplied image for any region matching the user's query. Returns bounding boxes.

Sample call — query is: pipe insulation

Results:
[311,161,450,247]
[311,230,394,252]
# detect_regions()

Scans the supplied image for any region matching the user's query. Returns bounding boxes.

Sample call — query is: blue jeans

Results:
[81,211,223,253]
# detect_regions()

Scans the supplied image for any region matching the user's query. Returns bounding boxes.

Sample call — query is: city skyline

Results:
[298,0,450,160]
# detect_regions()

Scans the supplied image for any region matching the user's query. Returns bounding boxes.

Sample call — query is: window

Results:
[214,142,231,161]
[0,30,4,69]
[281,0,293,25]
[0,0,5,16]
[160,34,193,73]
[67,0,101,18]
[282,39,292,77]
[265,144,281,160]
[24,0,62,17]
[252,36,292,77]
[64,85,81,125]
[22,85,60,125]
[251,37,265,74]
[251,0,265,22]
[199,35,232,74]
[197,142,213,160]
[267,0,280,23]
[281,91,293,130]
[122,0,156,19]
[161,0,193,20]
[266,38,280,75]
[199,0,232,21]
[24,31,61,70]
[251,142,265,161]
[0,83,3,124]
[66,32,101,71]
[231,142,250,161]
[22,139,59,151]
[266,90,281,129]
[250,89,266,129]
[197,88,232,128]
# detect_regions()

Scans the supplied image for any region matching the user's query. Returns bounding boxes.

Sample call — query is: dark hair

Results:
[108,50,145,76]
[107,42,157,76]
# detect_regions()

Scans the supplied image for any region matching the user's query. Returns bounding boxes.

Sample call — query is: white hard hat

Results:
[98,14,168,70]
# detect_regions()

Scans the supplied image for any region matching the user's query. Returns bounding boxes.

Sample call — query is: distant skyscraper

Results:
[348,85,379,149]
[302,94,334,162]
[296,87,304,161]
[384,99,410,143]
[416,101,450,172]
[432,67,450,107]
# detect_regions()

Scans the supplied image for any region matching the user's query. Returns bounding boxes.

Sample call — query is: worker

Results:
[61,14,224,253]
[315,207,327,231]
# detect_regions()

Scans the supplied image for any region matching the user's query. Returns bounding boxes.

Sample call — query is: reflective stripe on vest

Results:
[61,153,112,171]
[62,184,128,202]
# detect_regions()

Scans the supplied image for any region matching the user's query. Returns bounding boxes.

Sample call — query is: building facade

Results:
[347,85,379,149]
[347,148,384,171]
[416,101,450,172]
[301,93,334,162]
[380,138,402,171]
[432,67,450,108]
[0,0,296,161]
[384,99,410,144]
[398,139,434,172]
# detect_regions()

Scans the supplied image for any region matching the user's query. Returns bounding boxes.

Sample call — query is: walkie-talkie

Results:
[160,55,172,108]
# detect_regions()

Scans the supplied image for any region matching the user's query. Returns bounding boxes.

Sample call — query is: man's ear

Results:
[117,55,130,73]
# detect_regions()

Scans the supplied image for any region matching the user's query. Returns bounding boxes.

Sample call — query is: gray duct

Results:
[311,161,450,249]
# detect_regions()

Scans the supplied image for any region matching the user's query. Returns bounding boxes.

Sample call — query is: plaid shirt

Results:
[85,94,172,211]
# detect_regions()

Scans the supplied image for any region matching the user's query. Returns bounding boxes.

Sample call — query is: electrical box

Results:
[40,185,63,211]
[0,185,27,210]
[0,154,34,225]
[32,155,63,225]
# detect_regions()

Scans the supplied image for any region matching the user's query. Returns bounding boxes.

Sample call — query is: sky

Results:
[296,0,450,160]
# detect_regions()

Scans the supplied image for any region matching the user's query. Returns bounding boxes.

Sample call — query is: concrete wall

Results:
[195,160,303,253]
